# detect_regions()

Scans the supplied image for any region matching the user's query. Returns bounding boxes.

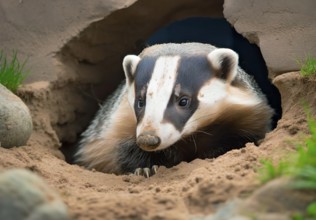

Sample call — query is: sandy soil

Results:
[0,71,315,220]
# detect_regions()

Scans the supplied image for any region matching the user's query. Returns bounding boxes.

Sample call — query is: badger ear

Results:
[207,48,239,83]
[123,55,141,85]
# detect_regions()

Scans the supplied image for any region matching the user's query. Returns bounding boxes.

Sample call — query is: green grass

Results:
[259,110,316,219]
[291,111,316,189]
[298,55,316,77]
[291,112,316,219]
[259,159,289,184]
[0,51,28,92]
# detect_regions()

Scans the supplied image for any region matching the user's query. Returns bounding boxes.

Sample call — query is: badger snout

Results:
[136,131,161,151]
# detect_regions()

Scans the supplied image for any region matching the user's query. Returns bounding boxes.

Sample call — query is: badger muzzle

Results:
[136,131,161,151]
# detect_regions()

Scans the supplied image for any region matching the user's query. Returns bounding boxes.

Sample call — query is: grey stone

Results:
[224,0,316,75]
[240,177,316,214]
[192,177,316,220]
[0,169,69,220]
[0,84,32,148]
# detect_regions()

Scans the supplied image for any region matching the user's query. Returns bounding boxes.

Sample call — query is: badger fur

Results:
[75,43,274,175]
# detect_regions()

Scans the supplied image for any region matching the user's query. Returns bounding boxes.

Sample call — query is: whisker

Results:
[191,135,198,154]
[186,112,216,125]
[195,130,213,137]
[179,137,189,143]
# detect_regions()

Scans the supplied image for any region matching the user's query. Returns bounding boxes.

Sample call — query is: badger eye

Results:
[137,98,145,108]
[178,96,190,108]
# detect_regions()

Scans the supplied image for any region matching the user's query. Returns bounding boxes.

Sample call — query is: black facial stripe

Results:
[163,55,213,132]
[133,57,156,122]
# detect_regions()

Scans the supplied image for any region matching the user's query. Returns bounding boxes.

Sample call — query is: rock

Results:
[224,0,316,75]
[0,169,69,220]
[0,84,33,148]
[194,177,316,220]
[240,177,316,215]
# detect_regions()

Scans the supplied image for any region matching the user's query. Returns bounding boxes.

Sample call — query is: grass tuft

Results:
[259,159,289,184]
[0,50,29,92]
[291,111,316,189]
[258,109,316,220]
[298,55,316,77]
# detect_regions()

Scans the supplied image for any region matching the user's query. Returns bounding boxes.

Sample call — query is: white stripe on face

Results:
[136,56,180,147]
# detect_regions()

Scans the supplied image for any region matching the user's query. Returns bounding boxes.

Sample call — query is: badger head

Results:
[122,48,240,152]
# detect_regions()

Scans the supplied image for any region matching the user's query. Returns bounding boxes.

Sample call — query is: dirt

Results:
[0,71,315,220]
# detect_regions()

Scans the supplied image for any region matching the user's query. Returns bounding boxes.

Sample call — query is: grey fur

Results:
[77,81,127,148]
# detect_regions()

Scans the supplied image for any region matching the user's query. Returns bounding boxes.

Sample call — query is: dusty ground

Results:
[0,71,315,220]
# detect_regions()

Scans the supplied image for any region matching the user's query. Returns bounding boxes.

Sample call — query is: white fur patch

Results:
[198,78,227,105]
[136,56,181,150]
[197,78,260,107]
[226,86,261,105]
[182,78,227,136]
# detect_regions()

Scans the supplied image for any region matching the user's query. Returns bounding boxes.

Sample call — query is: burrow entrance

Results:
[56,0,281,161]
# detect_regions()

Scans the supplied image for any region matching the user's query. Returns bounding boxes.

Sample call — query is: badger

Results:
[75,43,274,177]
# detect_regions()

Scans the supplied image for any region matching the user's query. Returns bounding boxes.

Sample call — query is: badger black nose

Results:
[136,131,161,151]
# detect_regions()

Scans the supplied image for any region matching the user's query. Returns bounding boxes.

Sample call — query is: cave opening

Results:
[58,1,281,163]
